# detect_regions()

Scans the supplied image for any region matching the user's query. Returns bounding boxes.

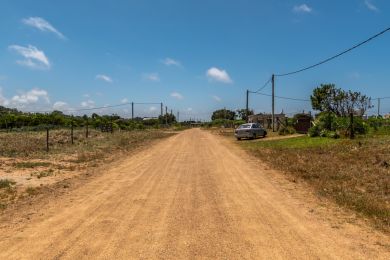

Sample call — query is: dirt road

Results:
[0,129,388,259]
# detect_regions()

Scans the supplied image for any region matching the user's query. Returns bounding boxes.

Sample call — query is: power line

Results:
[253,92,311,102]
[27,102,162,114]
[250,76,272,93]
[275,26,390,77]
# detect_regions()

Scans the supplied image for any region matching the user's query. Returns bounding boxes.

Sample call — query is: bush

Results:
[308,124,321,137]
[279,126,296,135]
[309,112,369,138]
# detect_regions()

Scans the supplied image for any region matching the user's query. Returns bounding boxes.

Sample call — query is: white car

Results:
[235,123,267,140]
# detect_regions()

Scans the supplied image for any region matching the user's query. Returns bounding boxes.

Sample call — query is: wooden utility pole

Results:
[378,98,381,117]
[160,103,163,117]
[246,89,249,122]
[165,106,168,125]
[131,102,134,120]
[272,74,275,132]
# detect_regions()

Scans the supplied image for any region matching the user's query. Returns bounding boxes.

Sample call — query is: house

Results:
[248,113,286,130]
[293,113,312,134]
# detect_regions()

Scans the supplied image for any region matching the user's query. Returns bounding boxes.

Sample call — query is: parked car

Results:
[235,123,267,140]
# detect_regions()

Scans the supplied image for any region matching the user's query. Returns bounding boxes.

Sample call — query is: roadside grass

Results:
[32,169,54,179]
[0,179,16,189]
[0,179,16,209]
[0,129,175,209]
[13,161,51,168]
[232,133,390,231]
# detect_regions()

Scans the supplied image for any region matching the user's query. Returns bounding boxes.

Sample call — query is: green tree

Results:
[236,109,253,121]
[311,84,372,116]
[211,109,236,121]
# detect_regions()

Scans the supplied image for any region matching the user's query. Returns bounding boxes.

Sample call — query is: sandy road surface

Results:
[0,129,388,259]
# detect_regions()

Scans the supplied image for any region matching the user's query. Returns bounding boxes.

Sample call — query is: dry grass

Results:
[218,130,390,232]
[0,129,174,209]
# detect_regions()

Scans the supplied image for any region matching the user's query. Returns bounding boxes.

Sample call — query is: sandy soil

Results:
[0,128,388,259]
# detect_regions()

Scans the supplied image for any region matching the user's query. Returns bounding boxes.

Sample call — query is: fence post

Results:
[86,120,89,139]
[46,127,49,152]
[350,112,355,139]
[71,121,74,144]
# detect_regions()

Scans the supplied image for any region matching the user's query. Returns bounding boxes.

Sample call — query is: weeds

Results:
[0,179,16,189]
[25,187,41,196]
[14,161,51,168]
[237,135,390,231]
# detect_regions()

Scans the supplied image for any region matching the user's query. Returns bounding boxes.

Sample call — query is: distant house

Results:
[248,113,286,130]
[293,113,312,134]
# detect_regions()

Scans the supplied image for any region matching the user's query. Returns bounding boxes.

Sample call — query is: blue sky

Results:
[0,0,389,120]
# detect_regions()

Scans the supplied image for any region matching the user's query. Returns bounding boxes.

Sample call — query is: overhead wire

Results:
[27,102,162,114]
[275,26,390,77]
[250,76,272,93]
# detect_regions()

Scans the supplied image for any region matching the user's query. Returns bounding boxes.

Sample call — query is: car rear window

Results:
[238,124,251,129]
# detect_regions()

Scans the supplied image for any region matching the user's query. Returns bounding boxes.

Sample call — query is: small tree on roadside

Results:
[310,84,372,116]
[236,109,254,121]
[211,109,236,121]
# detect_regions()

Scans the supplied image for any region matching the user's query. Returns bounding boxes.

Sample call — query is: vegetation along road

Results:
[0,129,388,259]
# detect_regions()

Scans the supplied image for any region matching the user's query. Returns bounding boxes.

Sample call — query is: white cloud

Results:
[149,106,157,111]
[143,73,160,82]
[206,67,233,84]
[162,58,181,67]
[293,4,312,13]
[96,74,113,83]
[11,88,50,105]
[53,101,68,110]
[212,95,222,102]
[364,0,379,12]
[187,108,193,111]
[0,87,51,109]
[9,45,51,70]
[170,92,183,100]
[81,100,95,108]
[22,17,65,39]
[121,98,129,104]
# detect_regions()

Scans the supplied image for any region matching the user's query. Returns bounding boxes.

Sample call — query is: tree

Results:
[236,109,253,121]
[211,109,236,121]
[311,84,372,116]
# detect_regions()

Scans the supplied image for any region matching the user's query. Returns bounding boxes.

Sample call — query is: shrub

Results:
[0,179,15,189]
[308,124,321,137]
[279,126,296,135]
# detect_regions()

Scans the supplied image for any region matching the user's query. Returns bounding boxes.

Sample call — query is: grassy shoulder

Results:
[218,129,389,232]
[0,129,175,209]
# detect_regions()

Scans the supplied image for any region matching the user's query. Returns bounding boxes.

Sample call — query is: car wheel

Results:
[263,131,267,138]
[237,137,241,141]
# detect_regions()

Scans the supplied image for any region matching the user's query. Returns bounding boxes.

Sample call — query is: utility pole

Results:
[272,74,275,132]
[160,103,163,117]
[170,109,172,116]
[246,89,249,122]
[165,106,168,125]
[177,111,179,122]
[378,98,381,117]
[131,102,134,120]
